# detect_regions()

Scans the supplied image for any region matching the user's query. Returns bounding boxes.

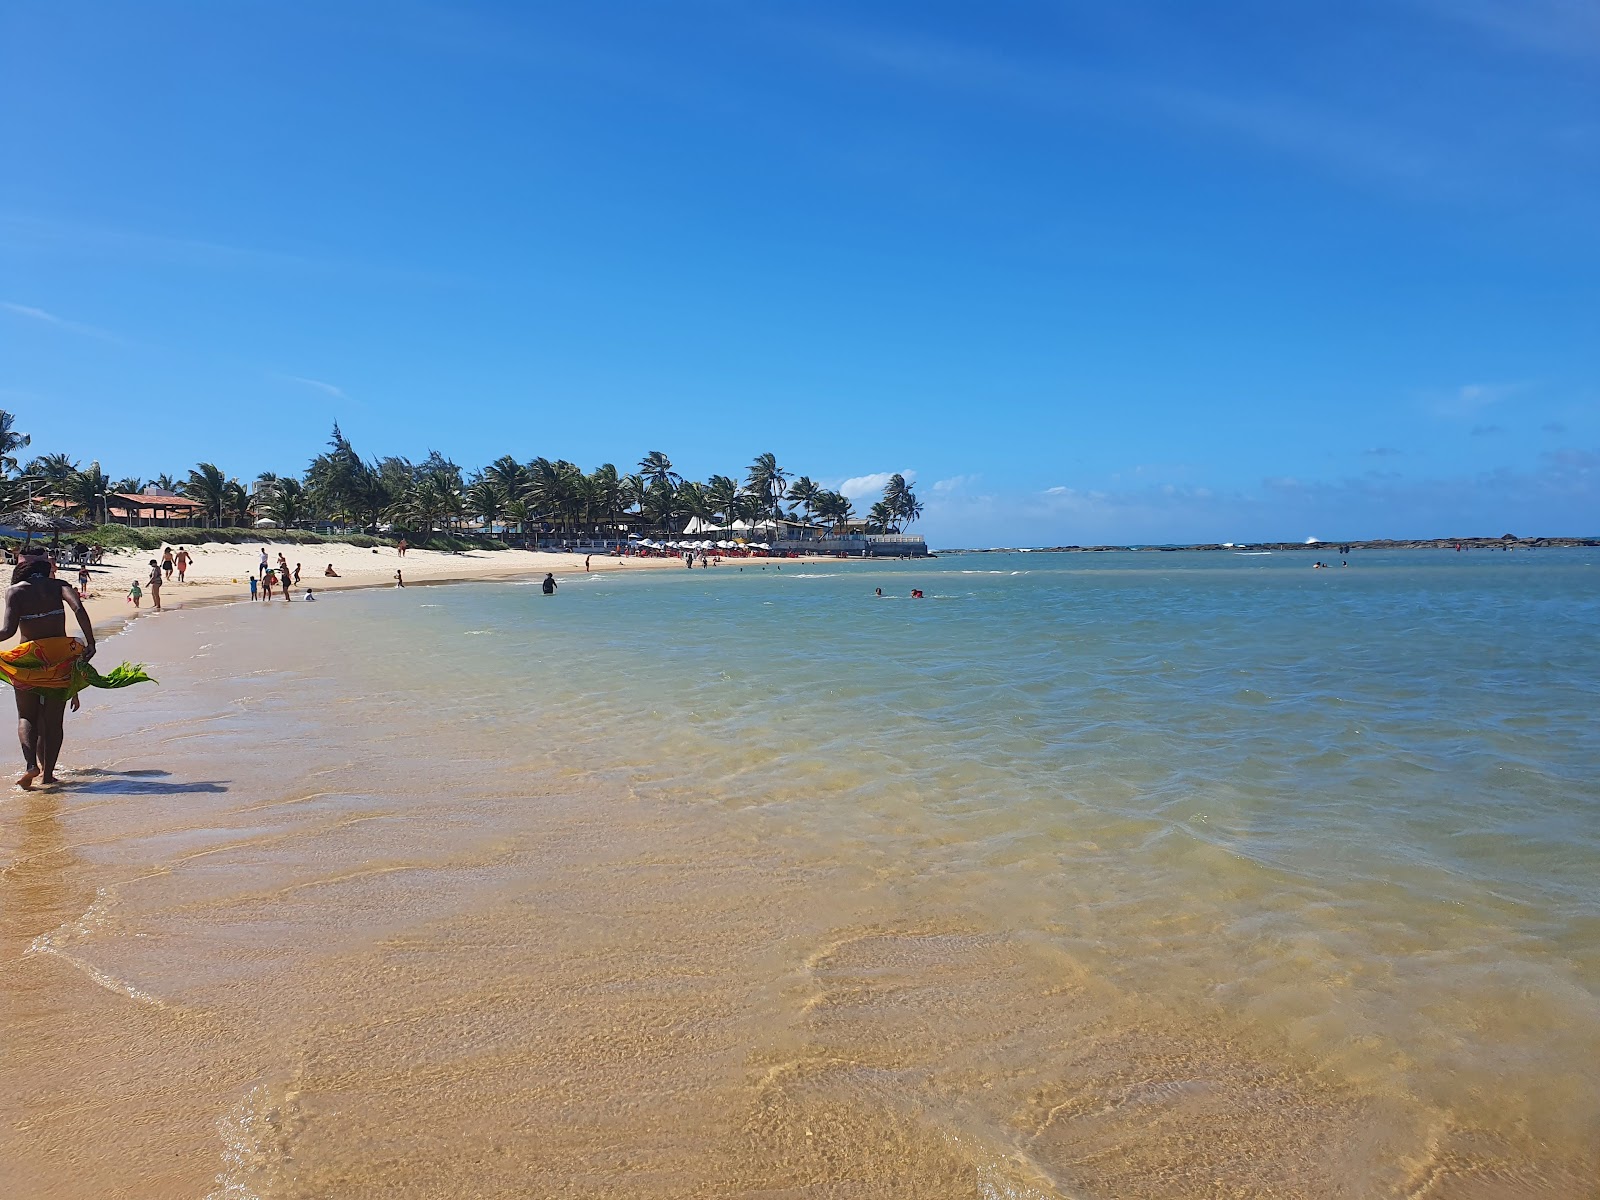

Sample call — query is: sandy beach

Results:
[71,540,848,635]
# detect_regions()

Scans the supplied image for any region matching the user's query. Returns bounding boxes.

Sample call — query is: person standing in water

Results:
[146,559,163,612]
[542,573,557,595]
[0,554,154,788]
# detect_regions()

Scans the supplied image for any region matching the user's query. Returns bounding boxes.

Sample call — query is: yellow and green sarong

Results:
[0,637,155,701]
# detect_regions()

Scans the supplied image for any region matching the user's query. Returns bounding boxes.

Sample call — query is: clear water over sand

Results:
[3,550,1597,1197]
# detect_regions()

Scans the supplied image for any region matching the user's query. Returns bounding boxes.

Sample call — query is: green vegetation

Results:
[0,413,925,542]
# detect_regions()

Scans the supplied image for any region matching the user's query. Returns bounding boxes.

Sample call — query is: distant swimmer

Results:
[542,573,557,595]
[911,589,924,598]
[875,588,882,597]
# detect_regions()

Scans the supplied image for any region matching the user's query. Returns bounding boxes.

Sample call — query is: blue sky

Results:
[2,0,1596,544]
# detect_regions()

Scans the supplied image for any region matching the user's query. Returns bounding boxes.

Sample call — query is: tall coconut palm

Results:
[677,481,714,530]
[503,497,530,536]
[23,453,77,497]
[0,410,30,476]
[265,477,307,529]
[64,462,111,524]
[111,477,143,495]
[466,479,505,538]
[224,478,252,527]
[485,455,527,502]
[867,500,895,534]
[180,462,229,526]
[746,452,787,524]
[706,475,740,531]
[814,490,854,534]
[786,476,821,525]
[638,451,680,494]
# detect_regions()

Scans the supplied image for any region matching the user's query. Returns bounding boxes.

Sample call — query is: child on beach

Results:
[127,580,142,608]
[77,565,91,597]
[248,576,258,601]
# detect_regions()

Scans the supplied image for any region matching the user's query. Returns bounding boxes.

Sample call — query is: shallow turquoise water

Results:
[442,549,1600,1129]
[52,546,1600,1192]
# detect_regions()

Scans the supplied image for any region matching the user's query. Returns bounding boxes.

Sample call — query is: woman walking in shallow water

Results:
[0,555,153,788]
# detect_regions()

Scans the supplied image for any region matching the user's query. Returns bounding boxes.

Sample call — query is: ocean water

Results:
[4,550,1597,1198]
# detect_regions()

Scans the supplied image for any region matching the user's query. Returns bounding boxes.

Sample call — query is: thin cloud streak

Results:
[276,373,349,400]
[1,300,126,344]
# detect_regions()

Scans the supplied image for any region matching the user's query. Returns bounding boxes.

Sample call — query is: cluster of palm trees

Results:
[0,414,925,540]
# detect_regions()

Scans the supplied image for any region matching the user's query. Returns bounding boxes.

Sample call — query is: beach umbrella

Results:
[253,518,278,529]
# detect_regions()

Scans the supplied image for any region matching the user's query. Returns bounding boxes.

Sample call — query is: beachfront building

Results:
[106,487,209,528]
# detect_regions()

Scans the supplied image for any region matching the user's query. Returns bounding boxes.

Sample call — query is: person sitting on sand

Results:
[0,554,154,789]
[304,589,316,602]
[324,563,340,577]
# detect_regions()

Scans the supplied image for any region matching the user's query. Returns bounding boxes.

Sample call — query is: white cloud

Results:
[837,469,914,500]
[932,474,976,493]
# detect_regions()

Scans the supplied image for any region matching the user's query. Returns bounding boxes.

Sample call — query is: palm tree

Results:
[882,473,921,531]
[814,490,854,534]
[485,455,527,502]
[154,473,177,492]
[677,481,714,530]
[588,464,624,532]
[746,452,787,524]
[706,475,740,532]
[867,500,895,534]
[466,479,505,538]
[23,453,77,497]
[787,476,821,525]
[224,478,252,527]
[265,477,307,529]
[0,411,30,476]
[64,462,111,524]
[638,451,680,494]
[504,497,530,536]
[111,477,143,495]
[180,463,229,526]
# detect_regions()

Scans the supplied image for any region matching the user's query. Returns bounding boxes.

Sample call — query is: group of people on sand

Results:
[0,549,154,789]
[125,545,195,612]
[246,549,314,603]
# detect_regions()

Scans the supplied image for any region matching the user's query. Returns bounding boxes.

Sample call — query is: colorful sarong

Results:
[0,637,156,700]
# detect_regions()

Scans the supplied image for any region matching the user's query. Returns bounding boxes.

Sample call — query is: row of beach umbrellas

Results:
[628,537,770,551]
